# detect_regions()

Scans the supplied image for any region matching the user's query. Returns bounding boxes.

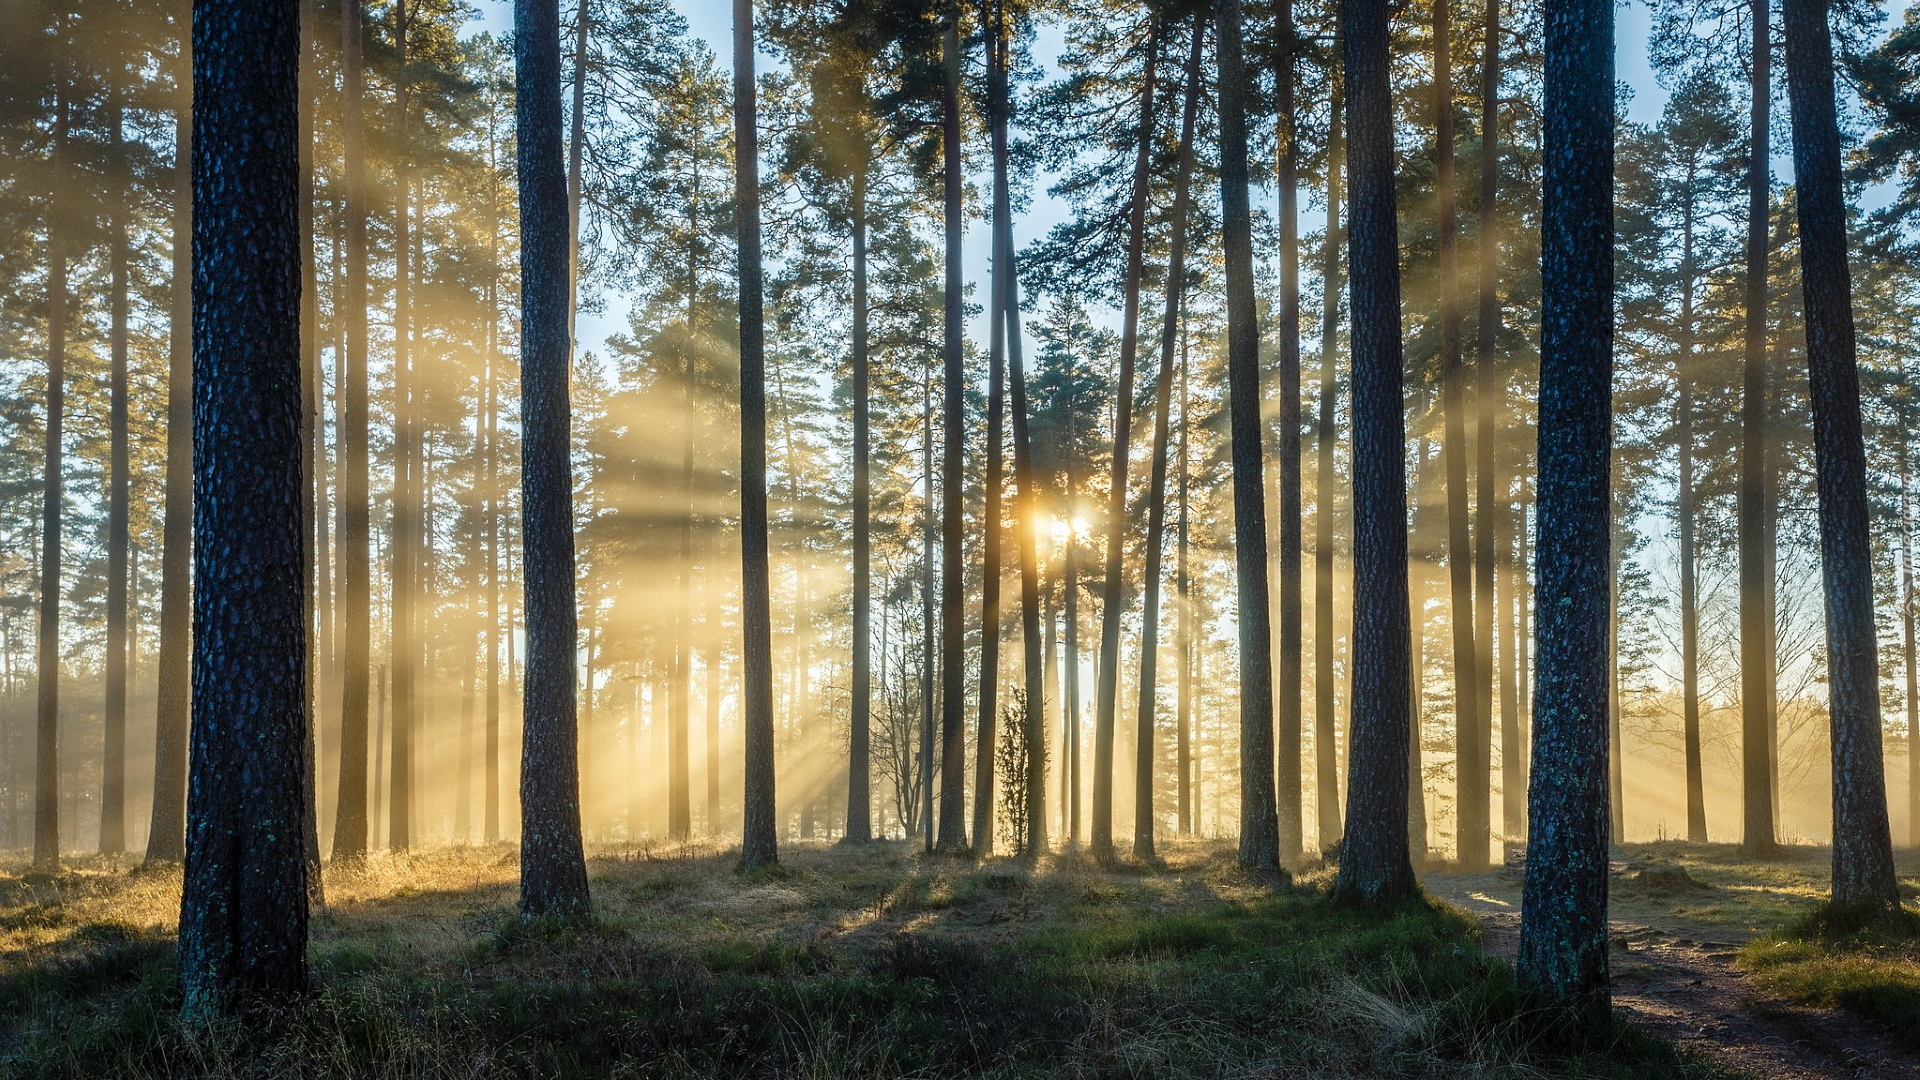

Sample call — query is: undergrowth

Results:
[0,840,1721,1079]
[1739,901,1920,1049]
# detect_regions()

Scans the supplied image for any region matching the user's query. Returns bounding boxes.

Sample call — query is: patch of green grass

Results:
[1739,903,1920,1049]
[0,840,1731,1079]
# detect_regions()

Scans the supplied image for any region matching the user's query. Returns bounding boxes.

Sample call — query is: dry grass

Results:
[0,838,1721,1079]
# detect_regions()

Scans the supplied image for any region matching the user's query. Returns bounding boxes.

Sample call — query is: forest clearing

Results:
[17,838,1903,1079]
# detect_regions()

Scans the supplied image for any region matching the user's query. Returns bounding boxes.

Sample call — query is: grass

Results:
[0,838,1722,1079]
[1739,900,1920,1050]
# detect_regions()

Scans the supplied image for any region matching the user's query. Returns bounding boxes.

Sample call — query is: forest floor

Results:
[1423,841,1920,1080]
[0,836,1724,1080]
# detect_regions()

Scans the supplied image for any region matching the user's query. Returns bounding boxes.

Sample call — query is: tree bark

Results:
[1177,329,1193,837]
[1218,0,1281,874]
[974,8,1008,854]
[178,0,311,1012]
[1738,0,1780,857]
[1475,0,1506,856]
[1780,0,1901,915]
[1678,181,1707,843]
[846,170,874,844]
[1332,0,1413,902]
[515,0,591,913]
[1905,431,1918,849]
[1518,0,1613,1014]
[734,0,778,870]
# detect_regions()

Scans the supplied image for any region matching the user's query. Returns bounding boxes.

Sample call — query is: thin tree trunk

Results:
[178,0,310,1012]
[1517,0,1613,1013]
[1315,29,1346,855]
[1476,0,1507,857]
[1274,0,1305,866]
[1134,20,1204,862]
[1678,187,1707,843]
[1436,0,1486,870]
[1609,522,1623,838]
[669,180,697,846]
[331,0,372,862]
[921,355,936,852]
[1905,430,1918,849]
[148,12,194,865]
[1332,0,1413,901]
[568,0,588,345]
[34,70,68,872]
[389,0,416,853]
[103,94,131,857]
[1780,0,1900,914]
[1218,0,1281,874]
[935,5,970,855]
[1065,452,1081,845]
[1738,0,1779,857]
[515,0,591,913]
[990,0,1048,857]
[484,100,503,845]
[1091,16,1163,865]
[1177,326,1193,837]
[974,11,1008,853]
[298,0,323,899]
[846,170,873,844]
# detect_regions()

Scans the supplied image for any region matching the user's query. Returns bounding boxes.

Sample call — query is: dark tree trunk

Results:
[1274,0,1305,866]
[1475,0,1506,856]
[1091,16,1162,865]
[974,14,1007,854]
[1064,471,1081,845]
[1177,329,1193,836]
[1315,31,1346,854]
[935,6,969,856]
[990,0,1048,857]
[1739,0,1780,857]
[389,0,416,853]
[1436,0,1487,871]
[1134,20,1204,862]
[1217,0,1281,874]
[103,95,131,857]
[734,0,779,871]
[845,172,873,844]
[515,0,591,913]
[1678,186,1707,844]
[1780,0,1901,915]
[148,17,193,865]
[330,0,372,863]
[1517,0,1613,1014]
[35,70,68,873]
[1332,0,1414,903]
[177,0,310,1013]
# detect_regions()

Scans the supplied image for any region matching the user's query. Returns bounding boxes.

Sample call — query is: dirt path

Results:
[1427,872,1917,1080]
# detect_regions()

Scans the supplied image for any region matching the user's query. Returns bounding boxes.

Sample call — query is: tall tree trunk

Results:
[1780,0,1901,915]
[1678,187,1707,844]
[921,357,936,852]
[484,106,503,845]
[178,0,310,1013]
[846,171,873,844]
[1479,0,1517,851]
[1176,327,1192,837]
[389,0,416,853]
[1738,0,1779,857]
[1217,0,1281,874]
[1905,430,1919,849]
[1409,437,1434,866]
[515,0,591,913]
[990,0,1048,857]
[1133,20,1204,862]
[103,94,131,857]
[1315,28,1346,855]
[1436,0,1486,871]
[974,12,1008,855]
[568,0,588,345]
[734,0,778,871]
[935,5,970,855]
[1274,0,1305,866]
[705,535,722,833]
[1091,16,1163,865]
[1518,0,1613,1014]
[331,0,372,862]
[1608,521,1623,838]
[1064,469,1082,845]
[1332,0,1413,902]
[34,69,68,872]
[148,11,194,865]
[669,179,697,846]
[297,0,323,899]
